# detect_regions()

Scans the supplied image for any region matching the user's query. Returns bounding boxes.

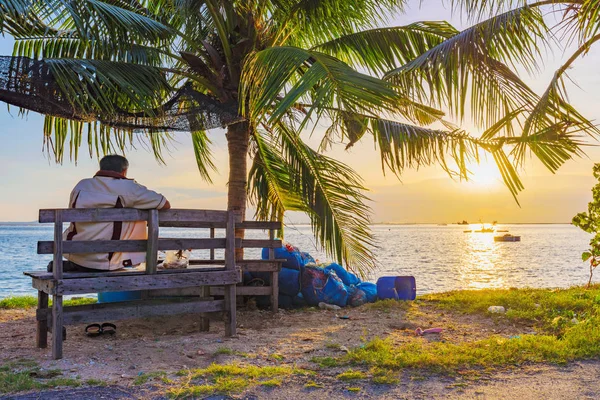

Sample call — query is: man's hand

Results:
[160,200,171,210]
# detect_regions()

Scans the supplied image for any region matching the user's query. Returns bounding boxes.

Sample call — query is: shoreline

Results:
[0,285,598,398]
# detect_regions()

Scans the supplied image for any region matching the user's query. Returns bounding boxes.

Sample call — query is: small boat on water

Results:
[496,229,509,233]
[494,234,521,242]
[474,227,495,233]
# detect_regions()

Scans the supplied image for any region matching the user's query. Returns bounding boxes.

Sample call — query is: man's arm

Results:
[160,200,171,210]
[131,182,170,210]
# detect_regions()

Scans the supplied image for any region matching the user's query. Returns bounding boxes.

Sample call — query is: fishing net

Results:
[0,56,242,132]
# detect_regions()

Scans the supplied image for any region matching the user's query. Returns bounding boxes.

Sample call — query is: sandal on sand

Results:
[85,323,102,337]
[101,323,116,335]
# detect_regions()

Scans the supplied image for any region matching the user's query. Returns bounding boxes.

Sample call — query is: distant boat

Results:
[494,234,521,242]
[474,227,495,233]
[463,230,472,233]
[457,220,469,225]
[497,229,509,233]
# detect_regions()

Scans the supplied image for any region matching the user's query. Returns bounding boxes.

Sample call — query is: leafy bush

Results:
[572,163,600,287]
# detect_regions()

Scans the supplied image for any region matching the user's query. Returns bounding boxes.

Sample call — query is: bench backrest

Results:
[37,208,282,278]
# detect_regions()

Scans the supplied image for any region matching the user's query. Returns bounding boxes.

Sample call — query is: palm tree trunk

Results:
[226,121,250,260]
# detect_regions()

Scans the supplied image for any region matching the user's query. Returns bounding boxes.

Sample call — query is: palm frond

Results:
[385,6,549,129]
[13,36,171,65]
[241,46,426,130]
[271,0,407,46]
[46,58,171,115]
[518,33,600,149]
[312,21,458,75]
[191,130,216,184]
[251,121,377,275]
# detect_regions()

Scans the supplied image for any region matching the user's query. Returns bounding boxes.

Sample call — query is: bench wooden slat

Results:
[36,298,226,325]
[40,209,149,223]
[41,269,240,295]
[25,265,227,280]
[39,208,237,224]
[37,238,241,254]
[161,221,282,230]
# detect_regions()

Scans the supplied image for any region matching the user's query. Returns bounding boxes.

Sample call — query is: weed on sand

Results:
[168,363,308,398]
[0,360,80,394]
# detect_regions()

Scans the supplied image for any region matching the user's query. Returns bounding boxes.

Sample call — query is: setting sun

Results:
[468,160,502,186]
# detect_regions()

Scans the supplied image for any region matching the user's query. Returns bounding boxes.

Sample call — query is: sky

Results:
[0,1,599,223]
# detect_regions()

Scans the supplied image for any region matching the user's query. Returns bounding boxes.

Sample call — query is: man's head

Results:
[99,155,129,176]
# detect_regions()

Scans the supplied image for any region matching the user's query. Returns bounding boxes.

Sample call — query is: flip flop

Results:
[101,323,117,335]
[85,323,102,337]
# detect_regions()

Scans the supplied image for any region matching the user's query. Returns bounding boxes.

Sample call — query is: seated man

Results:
[49,155,170,272]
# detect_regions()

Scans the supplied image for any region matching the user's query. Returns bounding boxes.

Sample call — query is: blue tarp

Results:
[258,245,380,309]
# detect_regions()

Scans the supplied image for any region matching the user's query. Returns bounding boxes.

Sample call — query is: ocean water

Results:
[0,223,593,299]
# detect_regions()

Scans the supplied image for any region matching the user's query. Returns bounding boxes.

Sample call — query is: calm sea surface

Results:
[0,224,593,299]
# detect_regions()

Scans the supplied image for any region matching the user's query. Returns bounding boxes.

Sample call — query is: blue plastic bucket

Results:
[376,276,416,301]
[98,291,143,303]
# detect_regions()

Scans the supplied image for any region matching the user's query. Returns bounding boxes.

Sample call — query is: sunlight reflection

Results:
[459,229,506,290]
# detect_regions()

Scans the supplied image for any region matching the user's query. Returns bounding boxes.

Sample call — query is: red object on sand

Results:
[415,327,443,336]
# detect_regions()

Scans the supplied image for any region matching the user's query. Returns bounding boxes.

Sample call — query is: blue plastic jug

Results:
[376,276,416,301]
[98,290,142,303]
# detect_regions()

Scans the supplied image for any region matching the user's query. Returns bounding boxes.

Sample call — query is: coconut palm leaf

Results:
[250,121,377,274]
[385,6,549,129]
[45,58,171,114]
[241,46,439,131]
[12,36,173,65]
[191,130,216,184]
[272,0,407,46]
[312,21,459,75]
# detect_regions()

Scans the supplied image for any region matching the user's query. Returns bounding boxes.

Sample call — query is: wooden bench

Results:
[26,208,273,360]
[153,220,285,312]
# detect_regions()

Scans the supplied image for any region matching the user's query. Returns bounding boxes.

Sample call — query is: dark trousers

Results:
[47,261,98,273]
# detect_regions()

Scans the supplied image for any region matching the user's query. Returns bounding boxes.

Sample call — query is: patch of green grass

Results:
[169,363,307,397]
[370,368,400,385]
[423,285,600,335]
[259,379,282,387]
[0,361,80,394]
[0,296,97,310]
[347,319,600,373]
[64,297,97,307]
[363,299,411,313]
[347,387,361,392]
[0,296,37,309]
[134,371,168,385]
[214,347,234,356]
[213,347,248,358]
[85,379,107,386]
[325,342,341,350]
[304,380,324,389]
[268,353,284,361]
[337,369,367,381]
[310,356,340,368]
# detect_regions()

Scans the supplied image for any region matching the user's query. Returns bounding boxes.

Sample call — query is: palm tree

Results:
[0,1,594,274]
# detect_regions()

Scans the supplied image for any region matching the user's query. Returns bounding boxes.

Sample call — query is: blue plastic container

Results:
[376,276,416,301]
[279,267,301,296]
[98,291,143,303]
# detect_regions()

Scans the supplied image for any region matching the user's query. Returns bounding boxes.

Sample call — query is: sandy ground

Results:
[0,302,598,399]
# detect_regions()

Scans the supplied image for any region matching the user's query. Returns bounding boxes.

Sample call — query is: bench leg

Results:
[224,284,236,337]
[51,295,63,360]
[36,291,48,348]
[270,271,279,313]
[200,286,210,332]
